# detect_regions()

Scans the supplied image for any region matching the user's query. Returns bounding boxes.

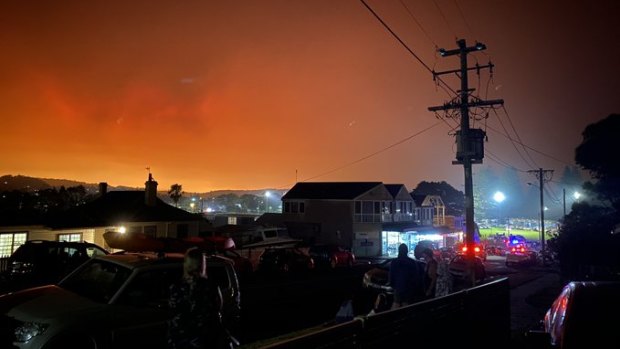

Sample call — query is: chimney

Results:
[98,182,108,196]
[145,173,158,207]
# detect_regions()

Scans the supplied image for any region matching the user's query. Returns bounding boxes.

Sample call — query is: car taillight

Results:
[474,246,481,253]
[520,247,525,253]
[511,247,516,253]
[462,246,468,252]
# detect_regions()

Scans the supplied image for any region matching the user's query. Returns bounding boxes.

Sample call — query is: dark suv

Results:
[1,240,108,293]
[308,244,355,269]
[258,247,315,274]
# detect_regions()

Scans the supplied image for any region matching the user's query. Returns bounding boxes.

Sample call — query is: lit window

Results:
[0,232,27,258]
[57,233,82,242]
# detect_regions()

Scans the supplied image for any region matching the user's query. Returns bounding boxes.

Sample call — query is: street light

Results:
[573,191,582,200]
[264,191,271,213]
[493,191,506,203]
[493,191,506,228]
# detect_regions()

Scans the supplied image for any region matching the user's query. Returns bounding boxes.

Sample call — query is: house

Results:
[280,182,445,257]
[411,194,435,226]
[0,174,209,256]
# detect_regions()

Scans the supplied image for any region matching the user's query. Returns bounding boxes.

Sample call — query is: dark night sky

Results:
[1,0,618,192]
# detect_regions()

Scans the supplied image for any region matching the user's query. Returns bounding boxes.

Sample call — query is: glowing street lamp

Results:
[493,191,506,227]
[493,191,506,203]
[264,191,271,213]
[573,191,582,200]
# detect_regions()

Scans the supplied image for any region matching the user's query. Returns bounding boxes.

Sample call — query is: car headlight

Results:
[15,321,49,343]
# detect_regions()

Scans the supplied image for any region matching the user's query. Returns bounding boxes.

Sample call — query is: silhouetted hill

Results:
[0,174,284,197]
[0,175,140,192]
[0,175,52,191]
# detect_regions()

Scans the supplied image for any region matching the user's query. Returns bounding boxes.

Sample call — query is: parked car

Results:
[456,242,487,261]
[0,240,109,294]
[0,252,240,349]
[258,247,314,274]
[217,249,254,277]
[362,259,394,293]
[505,244,537,267]
[448,254,486,284]
[527,281,620,348]
[308,244,355,269]
[362,258,427,294]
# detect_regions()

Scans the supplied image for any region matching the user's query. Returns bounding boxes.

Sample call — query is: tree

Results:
[554,114,620,280]
[168,184,184,207]
[411,181,464,216]
[575,114,620,210]
[239,194,260,212]
[473,166,499,221]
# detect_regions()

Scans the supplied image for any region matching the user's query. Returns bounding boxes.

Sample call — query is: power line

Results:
[300,121,442,182]
[432,0,457,39]
[398,0,438,48]
[486,150,527,172]
[359,0,457,96]
[499,105,540,167]
[485,124,573,166]
[452,0,475,40]
[489,107,537,169]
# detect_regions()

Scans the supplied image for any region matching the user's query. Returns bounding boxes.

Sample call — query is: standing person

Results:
[168,247,230,349]
[421,248,438,299]
[389,243,424,309]
[435,256,454,297]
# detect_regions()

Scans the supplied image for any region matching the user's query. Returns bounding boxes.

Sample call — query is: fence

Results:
[0,257,8,273]
[260,277,510,349]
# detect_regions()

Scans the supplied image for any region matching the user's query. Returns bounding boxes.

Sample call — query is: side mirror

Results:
[524,330,553,349]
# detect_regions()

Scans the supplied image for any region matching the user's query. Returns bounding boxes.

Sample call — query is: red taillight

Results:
[520,247,525,253]
[462,246,468,252]
[511,247,516,253]
[474,246,481,253]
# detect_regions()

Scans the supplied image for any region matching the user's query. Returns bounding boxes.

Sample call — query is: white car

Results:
[1,252,240,349]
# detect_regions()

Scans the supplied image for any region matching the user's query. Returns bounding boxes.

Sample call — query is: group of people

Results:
[167,247,236,349]
[388,243,453,310]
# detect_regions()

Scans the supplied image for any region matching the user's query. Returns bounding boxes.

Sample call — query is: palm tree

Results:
[168,184,183,207]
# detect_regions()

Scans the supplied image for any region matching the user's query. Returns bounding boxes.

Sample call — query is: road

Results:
[237,255,562,346]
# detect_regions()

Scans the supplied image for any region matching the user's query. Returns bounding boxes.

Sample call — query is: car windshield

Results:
[59,259,132,303]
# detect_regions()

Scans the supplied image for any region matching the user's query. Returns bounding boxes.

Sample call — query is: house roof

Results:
[282,182,384,200]
[411,194,428,206]
[385,184,406,198]
[47,191,203,229]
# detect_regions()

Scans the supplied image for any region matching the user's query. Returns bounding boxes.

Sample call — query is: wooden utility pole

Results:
[428,39,503,286]
[528,168,554,265]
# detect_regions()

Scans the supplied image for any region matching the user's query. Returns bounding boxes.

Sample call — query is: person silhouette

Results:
[167,248,231,348]
[389,243,424,309]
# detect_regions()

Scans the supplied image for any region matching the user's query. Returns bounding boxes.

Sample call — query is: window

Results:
[144,225,157,237]
[0,232,27,258]
[228,216,238,225]
[354,201,385,223]
[177,224,189,239]
[116,267,181,308]
[57,233,82,242]
[284,201,304,214]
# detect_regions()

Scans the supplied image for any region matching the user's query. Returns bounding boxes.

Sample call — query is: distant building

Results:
[0,174,209,256]
[278,182,447,257]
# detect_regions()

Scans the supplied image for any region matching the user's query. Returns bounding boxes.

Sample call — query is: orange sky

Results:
[1,1,619,192]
